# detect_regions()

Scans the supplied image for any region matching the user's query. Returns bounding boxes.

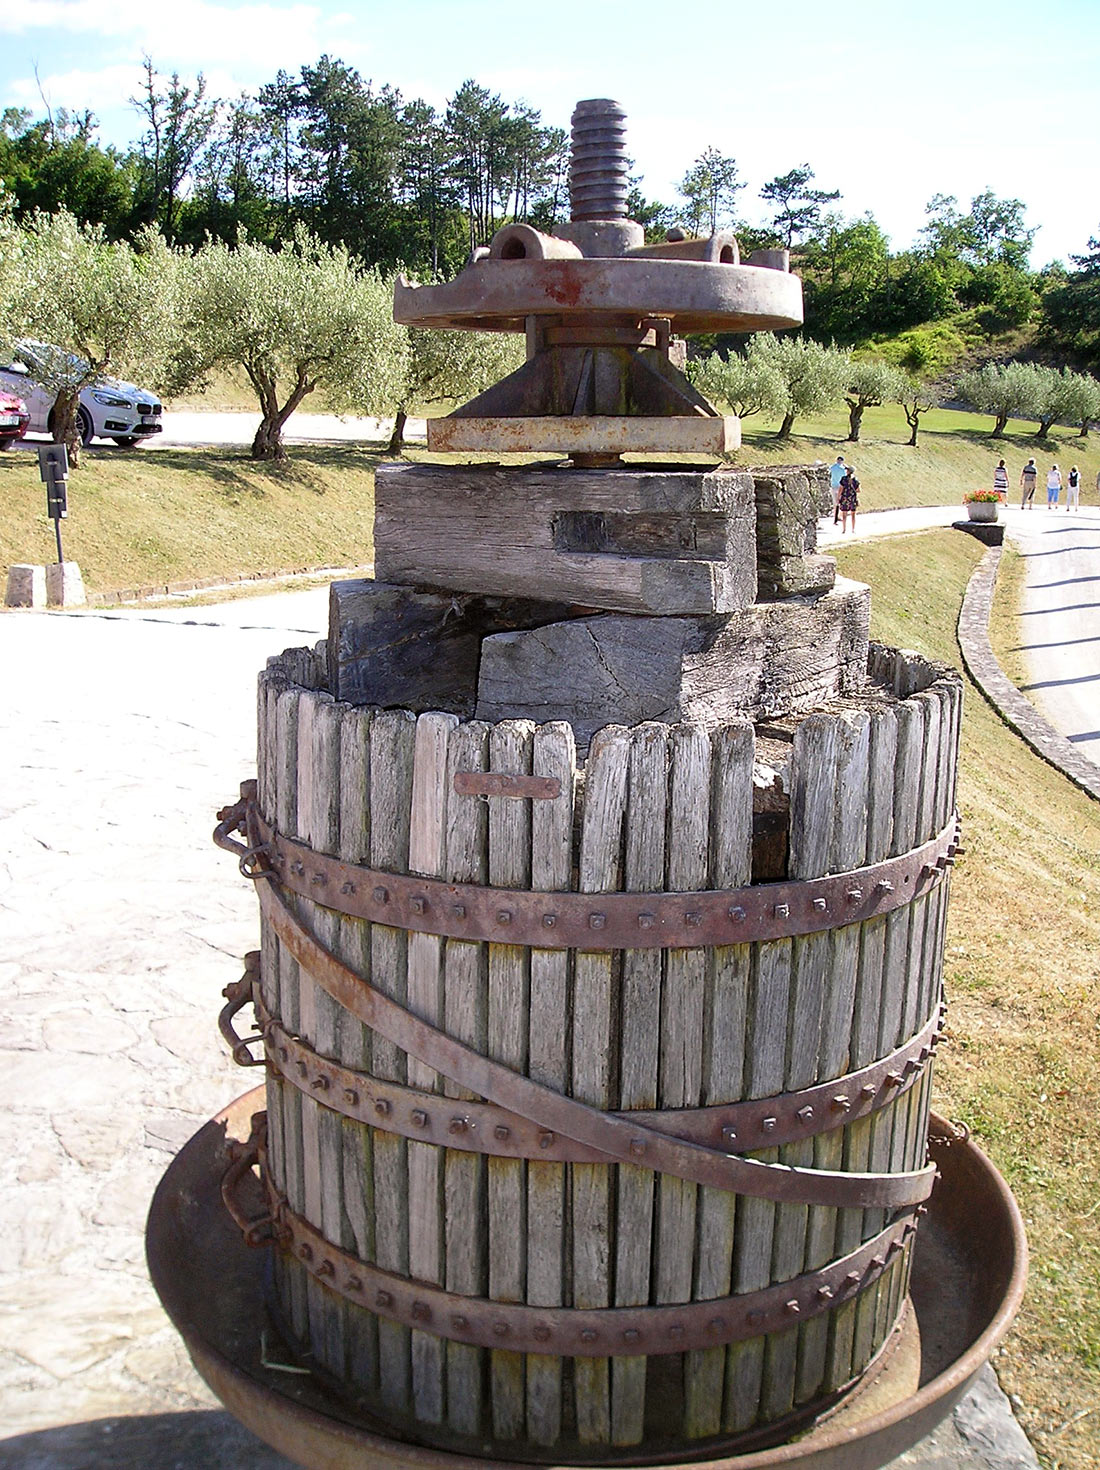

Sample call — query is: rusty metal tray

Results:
[147,1089,1025,1470]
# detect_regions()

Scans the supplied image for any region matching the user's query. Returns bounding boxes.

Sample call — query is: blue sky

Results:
[2,0,1098,266]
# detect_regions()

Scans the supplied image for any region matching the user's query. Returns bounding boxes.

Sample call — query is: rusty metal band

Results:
[251,983,944,1162]
[255,877,937,1210]
[241,797,959,951]
[251,1152,917,1358]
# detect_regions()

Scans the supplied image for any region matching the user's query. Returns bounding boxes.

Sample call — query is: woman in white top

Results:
[1046,464,1062,508]
[993,459,1009,499]
[1066,465,1081,511]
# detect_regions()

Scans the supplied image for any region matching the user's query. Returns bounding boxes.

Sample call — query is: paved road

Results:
[0,585,1040,1468]
[1001,503,1100,767]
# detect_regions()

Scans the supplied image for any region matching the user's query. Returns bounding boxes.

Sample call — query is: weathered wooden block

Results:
[328,578,576,713]
[476,576,871,746]
[750,464,835,598]
[373,462,757,616]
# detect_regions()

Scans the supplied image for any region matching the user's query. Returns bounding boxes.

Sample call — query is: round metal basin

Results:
[147,1089,1025,1470]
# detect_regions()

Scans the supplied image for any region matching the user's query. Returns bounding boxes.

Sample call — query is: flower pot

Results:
[967,502,999,523]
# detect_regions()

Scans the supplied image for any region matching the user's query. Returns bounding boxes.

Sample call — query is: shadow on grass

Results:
[138,443,389,497]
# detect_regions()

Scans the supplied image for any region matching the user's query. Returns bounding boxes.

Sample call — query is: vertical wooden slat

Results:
[273,683,308,1342]
[819,708,870,1396]
[297,692,345,1375]
[369,707,417,1414]
[684,720,753,1438]
[871,694,926,1349]
[334,704,377,1391]
[407,711,460,1424]
[572,725,630,1445]
[443,720,491,1438]
[726,714,831,1429]
[655,723,710,1418]
[782,714,839,1411]
[257,671,289,1316]
[836,703,898,1384]
[526,722,577,1447]
[610,723,668,1446]
[487,720,535,1440]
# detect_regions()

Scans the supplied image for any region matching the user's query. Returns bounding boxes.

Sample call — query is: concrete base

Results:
[46,561,87,607]
[5,563,46,608]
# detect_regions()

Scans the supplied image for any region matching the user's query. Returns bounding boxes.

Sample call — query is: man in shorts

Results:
[1020,458,1038,509]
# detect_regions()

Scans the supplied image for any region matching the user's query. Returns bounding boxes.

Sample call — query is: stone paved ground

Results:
[0,588,1037,1468]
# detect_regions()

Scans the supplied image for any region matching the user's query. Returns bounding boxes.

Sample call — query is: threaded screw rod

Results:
[569,99,630,222]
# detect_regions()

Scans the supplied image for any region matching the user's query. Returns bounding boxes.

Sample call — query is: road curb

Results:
[957,546,1100,803]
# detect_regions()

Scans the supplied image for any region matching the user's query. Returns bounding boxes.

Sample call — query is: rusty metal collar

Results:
[245,980,942,1163]
[222,789,958,952]
[225,1112,916,1360]
[255,877,936,1212]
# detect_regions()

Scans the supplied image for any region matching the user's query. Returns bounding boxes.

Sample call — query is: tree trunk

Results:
[847,401,863,441]
[1078,420,1090,438]
[992,412,1009,437]
[1037,418,1055,438]
[51,388,83,468]
[777,410,796,440]
[905,408,919,447]
[387,406,409,456]
[246,365,314,462]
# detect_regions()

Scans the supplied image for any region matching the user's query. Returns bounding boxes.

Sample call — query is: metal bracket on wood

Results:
[230,786,960,952]
[239,1148,916,1358]
[252,981,944,1161]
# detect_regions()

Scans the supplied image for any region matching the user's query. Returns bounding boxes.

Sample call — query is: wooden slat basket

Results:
[231,637,961,1461]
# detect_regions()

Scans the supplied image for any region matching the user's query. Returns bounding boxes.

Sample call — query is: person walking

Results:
[993,458,1009,501]
[1020,457,1038,509]
[1066,465,1081,512]
[838,464,860,533]
[829,454,846,523]
[1046,463,1062,509]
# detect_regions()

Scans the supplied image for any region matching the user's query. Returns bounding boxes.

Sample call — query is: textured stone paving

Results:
[0,587,1037,1467]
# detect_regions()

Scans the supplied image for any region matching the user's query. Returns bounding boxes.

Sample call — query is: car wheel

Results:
[78,407,94,447]
[112,437,142,449]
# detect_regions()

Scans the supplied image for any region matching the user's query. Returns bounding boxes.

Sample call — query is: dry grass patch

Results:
[835,530,1100,1469]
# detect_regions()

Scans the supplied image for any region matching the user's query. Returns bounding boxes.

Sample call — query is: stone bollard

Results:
[5,564,47,608]
[46,561,87,608]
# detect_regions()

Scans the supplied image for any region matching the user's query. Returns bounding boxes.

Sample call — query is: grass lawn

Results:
[738,403,1100,514]
[835,530,1100,1470]
[0,443,382,595]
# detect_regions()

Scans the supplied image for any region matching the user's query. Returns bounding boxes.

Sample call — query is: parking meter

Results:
[38,442,69,562]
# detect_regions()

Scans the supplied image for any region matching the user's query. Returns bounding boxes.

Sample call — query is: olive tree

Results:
[690,349,787,421]
[751,333,850,439]
[956,361,1042,437]
[1064,371,1100,437]
[895,376,939,447]
[185,227,408,460]
[5,209,182,464]
[1028,365,1100,439]
[844,358,906,442]
[388,327,525,453]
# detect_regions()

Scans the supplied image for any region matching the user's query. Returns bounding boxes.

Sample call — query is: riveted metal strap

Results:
[256,877,937,1210]
[257,1156,917,1358]
[242,796,959,951]
[253,984,943,1161]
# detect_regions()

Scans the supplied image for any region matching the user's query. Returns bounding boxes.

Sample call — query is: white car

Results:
[0,341,163,448]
